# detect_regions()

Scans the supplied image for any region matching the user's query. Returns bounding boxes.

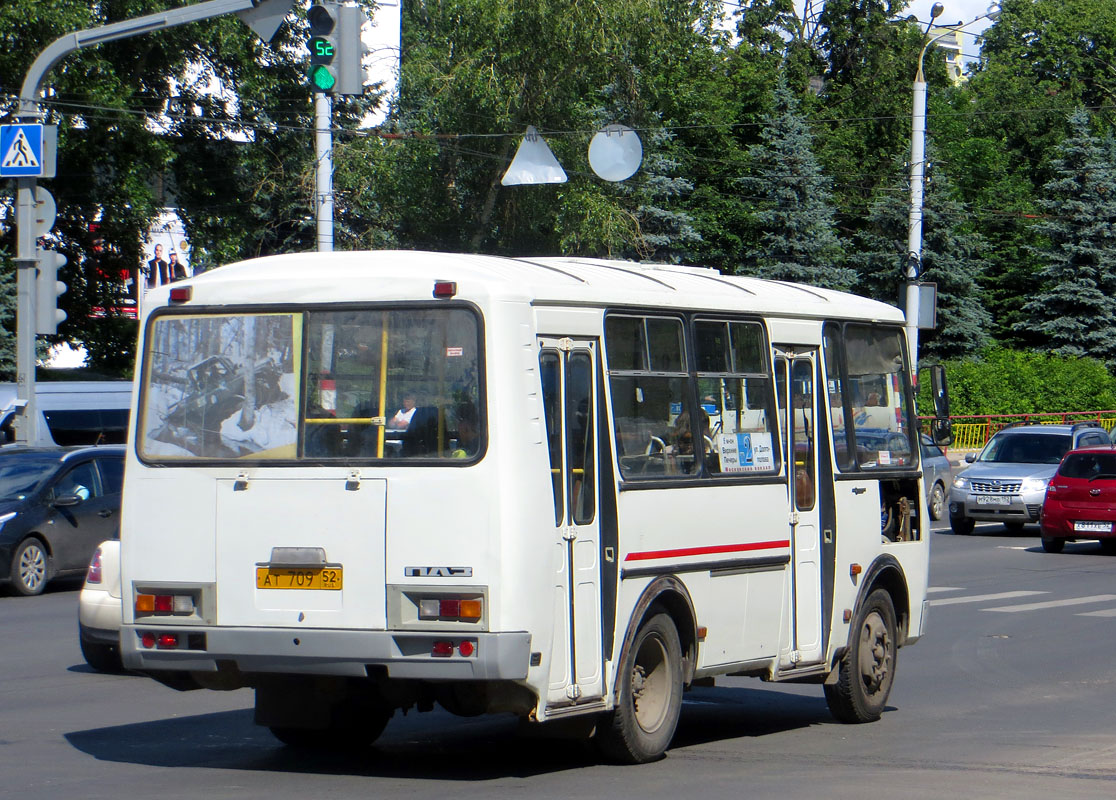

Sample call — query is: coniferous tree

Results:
[1019,109,1116,364]
[740,76,853,290]
[851,146,991,362]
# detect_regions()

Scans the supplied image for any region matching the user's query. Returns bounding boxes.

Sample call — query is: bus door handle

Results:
[98,509,114,518]
[852,487,867,495]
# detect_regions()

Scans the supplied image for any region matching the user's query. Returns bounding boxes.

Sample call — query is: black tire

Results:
[269,705,391,751]
[79,630,124,673]
[9,538,49,596]
[1041,536,1065,553]
[824,588,898,724]
[928,483,946,521]
[950,515,974,536]
[595,612,684,764]
[1101,538,1116,555]
[1004,521,1026,533]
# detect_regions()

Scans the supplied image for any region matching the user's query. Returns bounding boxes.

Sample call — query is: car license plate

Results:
[975,495,1010,506]
[256,567,343,590]
[1073,521,1113,533]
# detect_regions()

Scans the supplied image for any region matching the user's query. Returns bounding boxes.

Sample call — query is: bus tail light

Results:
[433,280,457,298]
[136,592,196,617]
[417,595,483,621]
[431,640,476,657]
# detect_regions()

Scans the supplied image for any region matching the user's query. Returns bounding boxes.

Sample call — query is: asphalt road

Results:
[4,520,1116,799]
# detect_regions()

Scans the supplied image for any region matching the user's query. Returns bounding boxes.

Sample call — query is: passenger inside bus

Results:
[387,392,418,431]
[450,405,479,459]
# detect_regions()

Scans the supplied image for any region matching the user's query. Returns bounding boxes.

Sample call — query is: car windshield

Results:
[0,457,59,501]
[978,432,1072,465]
[1059,452,1116,479]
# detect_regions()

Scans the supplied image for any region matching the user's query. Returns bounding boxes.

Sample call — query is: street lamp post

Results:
[905,2,1000,377]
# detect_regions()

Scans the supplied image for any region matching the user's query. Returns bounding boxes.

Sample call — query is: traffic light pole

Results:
[316,93,333,252]
[14,178,39,442]
[10,0,295,443]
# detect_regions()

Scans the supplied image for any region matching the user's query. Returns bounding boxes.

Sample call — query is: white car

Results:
[78,539,123,672]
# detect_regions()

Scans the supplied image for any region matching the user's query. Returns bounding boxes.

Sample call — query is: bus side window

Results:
[606,315,693,479]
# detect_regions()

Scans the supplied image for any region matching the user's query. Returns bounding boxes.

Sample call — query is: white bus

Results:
[120,251,947,763]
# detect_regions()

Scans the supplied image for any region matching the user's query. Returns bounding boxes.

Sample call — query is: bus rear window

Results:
[139,307,482,462]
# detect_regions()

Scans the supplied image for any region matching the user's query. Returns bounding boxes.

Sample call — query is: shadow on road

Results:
[64,685,840,777]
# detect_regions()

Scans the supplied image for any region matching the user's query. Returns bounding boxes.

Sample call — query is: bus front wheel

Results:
[824,588,897,724]
[595,612,683,764]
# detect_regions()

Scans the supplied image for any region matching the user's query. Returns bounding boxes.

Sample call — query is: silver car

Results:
[920,433,952,520]
[948,423,1111,534]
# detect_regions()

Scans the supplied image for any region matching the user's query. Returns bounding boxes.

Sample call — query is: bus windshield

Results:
[139,307,481,461]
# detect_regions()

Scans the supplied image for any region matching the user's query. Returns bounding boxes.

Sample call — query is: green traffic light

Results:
[309,65,336,92]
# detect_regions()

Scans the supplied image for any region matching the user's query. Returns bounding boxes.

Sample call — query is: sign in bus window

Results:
[693,320,778,477]
[140,313,300,460]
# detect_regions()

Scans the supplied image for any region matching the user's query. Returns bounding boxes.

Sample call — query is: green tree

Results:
[740,75,851,289]
[348,0,747,263]
[850,145,991,361]
[1019,109,1116,364]
[811,0,939,233]
[967,0,1116,189]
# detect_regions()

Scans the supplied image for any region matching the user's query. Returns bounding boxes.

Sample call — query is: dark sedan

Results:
[0,445,125,596]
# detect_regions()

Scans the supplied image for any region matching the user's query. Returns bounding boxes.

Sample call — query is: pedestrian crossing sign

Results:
[0,124,45,178]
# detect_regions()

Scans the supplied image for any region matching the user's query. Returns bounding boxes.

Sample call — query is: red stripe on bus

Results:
[624,540,791,562]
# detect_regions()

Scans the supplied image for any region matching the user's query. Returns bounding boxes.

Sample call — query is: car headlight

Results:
[0,511,15,531]
[952,475,970,489]
[1021,477,1049,493]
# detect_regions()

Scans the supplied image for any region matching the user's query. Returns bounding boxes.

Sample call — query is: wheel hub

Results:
[19,546,46,592]
[858,611,892,693]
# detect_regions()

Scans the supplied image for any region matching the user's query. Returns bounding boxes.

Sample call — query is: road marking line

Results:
[927,587,963,593]
[929,591,1046,607]
[984,594,1116,613]
[1077,608,1116,617]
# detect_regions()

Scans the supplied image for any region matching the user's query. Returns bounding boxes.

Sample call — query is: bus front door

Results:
[539,338,604,707]
[775,348,824,667]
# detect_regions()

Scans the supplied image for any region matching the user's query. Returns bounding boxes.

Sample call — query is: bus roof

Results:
[154,250,904,324]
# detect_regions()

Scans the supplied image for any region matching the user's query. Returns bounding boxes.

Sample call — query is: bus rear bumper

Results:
[121,625,532,682]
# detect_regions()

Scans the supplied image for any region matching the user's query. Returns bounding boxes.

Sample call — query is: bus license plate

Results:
[256,567,343,590]
[1074,521,1113,533]
[975,495,1010,506]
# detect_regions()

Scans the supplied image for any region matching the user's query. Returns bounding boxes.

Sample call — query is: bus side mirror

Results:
[929,365,952,446]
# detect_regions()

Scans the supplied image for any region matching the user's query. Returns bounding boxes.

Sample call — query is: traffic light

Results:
[306,1,367,96]
[35,247,67,335]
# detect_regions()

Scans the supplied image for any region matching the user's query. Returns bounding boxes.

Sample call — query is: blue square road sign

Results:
[1,124,45,178]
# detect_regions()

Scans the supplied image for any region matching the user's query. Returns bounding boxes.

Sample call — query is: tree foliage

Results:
[1019,109,1116,365]
[740,75,852,289]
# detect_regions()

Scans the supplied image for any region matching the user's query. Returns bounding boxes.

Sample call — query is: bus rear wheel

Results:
[825,588,897,724]
[258,678,392,751]
[595,612,683,764]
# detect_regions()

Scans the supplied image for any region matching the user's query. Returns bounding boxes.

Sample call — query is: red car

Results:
[1040,446,1116,553]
